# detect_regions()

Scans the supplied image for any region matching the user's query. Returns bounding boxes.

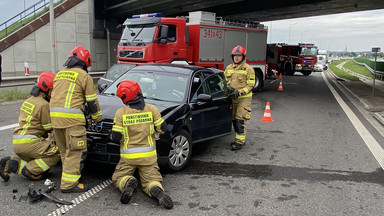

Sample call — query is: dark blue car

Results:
[87,63,233,171]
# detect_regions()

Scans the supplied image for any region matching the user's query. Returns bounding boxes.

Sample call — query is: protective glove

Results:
[228,88,240,99]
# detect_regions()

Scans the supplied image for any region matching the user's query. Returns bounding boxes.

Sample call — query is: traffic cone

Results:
[278,80,283,91]
[279,73,282,80]
[260,102,274,122]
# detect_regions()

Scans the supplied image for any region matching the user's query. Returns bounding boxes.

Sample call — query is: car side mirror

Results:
[196,94,212,105]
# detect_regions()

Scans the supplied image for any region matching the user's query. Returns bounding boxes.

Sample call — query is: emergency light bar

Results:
[298,43,314,46]
[132,13,162,18]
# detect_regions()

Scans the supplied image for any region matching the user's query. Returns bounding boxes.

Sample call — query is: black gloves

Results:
[228,87,240,99]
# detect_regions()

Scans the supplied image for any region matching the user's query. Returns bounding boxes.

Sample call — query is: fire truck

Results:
[117,11,268,91]
[266,43,318,76]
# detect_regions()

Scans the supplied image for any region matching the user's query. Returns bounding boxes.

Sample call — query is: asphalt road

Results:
[1,70,384,216]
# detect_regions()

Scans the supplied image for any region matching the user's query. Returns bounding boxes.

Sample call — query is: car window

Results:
[190,73,226,102]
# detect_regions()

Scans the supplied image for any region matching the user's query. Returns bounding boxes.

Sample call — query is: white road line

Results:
[322,72,384,170]
[47,178,113,216]
[0,123,18,131]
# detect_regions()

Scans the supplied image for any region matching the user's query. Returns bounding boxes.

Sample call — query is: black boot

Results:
[0,156,11,182]
[149,186,173,209]
[231,142,242,151]
[121,178,138,204]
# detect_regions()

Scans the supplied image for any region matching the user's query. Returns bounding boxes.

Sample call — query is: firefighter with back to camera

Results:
[224,45,255,151]
[0,72,61,182]
[49,46,102,193]
[111,80,173,209]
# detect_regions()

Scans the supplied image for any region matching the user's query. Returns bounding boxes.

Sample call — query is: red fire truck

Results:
[266,43,318,76]
[117,11,268,90]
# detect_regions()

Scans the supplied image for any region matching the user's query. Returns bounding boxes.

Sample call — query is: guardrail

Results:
[353,58,384,81]
[0,72,105,88]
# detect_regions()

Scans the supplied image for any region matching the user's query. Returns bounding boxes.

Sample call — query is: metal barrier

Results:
[353,59,384,81]
[0,72,105,89]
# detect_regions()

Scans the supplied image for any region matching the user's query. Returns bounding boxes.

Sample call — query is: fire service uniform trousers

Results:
[232,96,252,145]
[53,125,87,190]
[12,138,60,176]
[112,160,164,196]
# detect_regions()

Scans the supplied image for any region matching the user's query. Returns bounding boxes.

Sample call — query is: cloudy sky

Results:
[260,9,384,52]
[1,1,383,52]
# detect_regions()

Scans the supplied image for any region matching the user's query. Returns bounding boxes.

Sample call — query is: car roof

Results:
[128,63,222,75]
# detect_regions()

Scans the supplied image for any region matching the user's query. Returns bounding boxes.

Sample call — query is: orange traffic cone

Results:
[260,102,274,122]
[278,80,283,91]
[279,73,282,80]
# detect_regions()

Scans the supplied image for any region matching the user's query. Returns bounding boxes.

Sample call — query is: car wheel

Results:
[167,129,192,171]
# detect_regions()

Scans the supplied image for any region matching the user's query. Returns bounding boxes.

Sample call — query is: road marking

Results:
[0,123,18,131]
[48,179,113,216]
[322,72,384,170]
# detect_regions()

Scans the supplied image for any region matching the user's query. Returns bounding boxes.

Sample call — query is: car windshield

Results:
[120,23,157,46]
[104,70,189,103]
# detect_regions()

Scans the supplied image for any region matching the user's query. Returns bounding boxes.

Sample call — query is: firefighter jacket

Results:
[50,67,102,128]
[224,60,255,98]
[13,92,51,144]
[112,104,165,166]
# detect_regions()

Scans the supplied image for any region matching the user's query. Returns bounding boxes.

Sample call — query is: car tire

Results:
[167,129,192,171]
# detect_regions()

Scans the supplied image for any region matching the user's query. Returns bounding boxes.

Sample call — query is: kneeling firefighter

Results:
[0,72,61,182]
[111,80,173,209]
[224,45,255,151]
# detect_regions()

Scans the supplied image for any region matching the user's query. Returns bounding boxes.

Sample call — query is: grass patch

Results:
[343,60,373,78]
[0,91,30,102]
[329,60,360,81]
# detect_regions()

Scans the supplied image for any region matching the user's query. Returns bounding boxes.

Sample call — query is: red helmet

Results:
[116,80,142,104]
[36,72,55,92]
[231,45,246,56]
[69,46,92,68]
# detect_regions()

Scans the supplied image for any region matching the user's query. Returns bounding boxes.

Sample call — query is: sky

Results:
[1,1,383,52]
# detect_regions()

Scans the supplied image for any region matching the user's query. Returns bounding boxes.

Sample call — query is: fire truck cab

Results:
[117,11,268,91]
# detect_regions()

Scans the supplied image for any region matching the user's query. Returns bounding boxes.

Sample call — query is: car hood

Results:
[97,94,180,120]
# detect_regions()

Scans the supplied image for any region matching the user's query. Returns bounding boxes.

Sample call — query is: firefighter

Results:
[50,46,102,193]
[224,45,255,151]
[111,80,173,209]
[0,72,60,182]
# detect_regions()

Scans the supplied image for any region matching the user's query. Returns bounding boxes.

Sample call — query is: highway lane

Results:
[1,71,384,215]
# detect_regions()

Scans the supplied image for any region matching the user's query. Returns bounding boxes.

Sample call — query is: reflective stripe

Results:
[91,111,102,120]
[13,134,39,144]
[235,133,246,141]
[112,125,123,133]
[148,125,155,146]
[62,172,81,182]
[42,123,52,130]
[119,176,130,191]
[121,150,157,159]
[50,107,85,119]
[123,127,129,149]
[35,159,49,171]
[242,87,249,94]
[247,80,255,84]
[238,92,252,98]
[21,115,33,135]
[154,118,164,127]
[17,160,27,174]
[226,69,247,75]
[85,94,98,101]
[121,145,156,154]
[65,82,76,108]
[250,74,255,79]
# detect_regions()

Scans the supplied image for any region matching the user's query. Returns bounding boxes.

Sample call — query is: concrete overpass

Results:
[1,0,384,83]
